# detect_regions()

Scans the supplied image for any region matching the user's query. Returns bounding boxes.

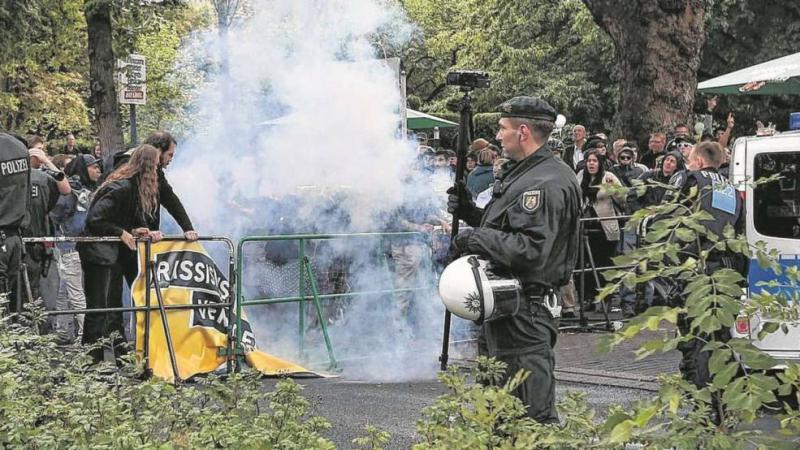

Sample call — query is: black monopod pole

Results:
[439,89,474,371]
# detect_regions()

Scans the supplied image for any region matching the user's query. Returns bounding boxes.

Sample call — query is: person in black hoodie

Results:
[105,131,198,241]
[631,149,685,210]
[629,149,686,312]
[78,145,163,364]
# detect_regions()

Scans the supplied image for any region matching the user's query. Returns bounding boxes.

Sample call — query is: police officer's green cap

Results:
[496,96,556,121]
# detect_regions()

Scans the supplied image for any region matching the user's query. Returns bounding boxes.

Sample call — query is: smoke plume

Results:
[163,0,452,380]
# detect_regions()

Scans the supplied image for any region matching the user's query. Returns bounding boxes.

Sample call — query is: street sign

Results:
[118,54,147,105]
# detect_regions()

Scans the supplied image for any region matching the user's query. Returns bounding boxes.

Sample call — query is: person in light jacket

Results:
[576,148,625,308]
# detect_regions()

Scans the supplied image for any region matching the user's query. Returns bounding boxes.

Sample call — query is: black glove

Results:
[447,180,476,216]
[448,229,475,261]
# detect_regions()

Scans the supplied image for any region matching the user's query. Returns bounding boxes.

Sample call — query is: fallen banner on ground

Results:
[131,240,317,382]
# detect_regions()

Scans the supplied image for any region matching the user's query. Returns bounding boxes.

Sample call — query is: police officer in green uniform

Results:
[0,133,31,309]
[448,96,581,423]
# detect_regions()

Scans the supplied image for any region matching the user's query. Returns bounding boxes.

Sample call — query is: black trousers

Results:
[81,250,138,363]
[0,233,22,312]
[478,301,559,424]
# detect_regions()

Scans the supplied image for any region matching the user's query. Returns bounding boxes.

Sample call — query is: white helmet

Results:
[438,255,523,324]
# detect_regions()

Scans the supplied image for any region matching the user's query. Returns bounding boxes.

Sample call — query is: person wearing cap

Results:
[20,138,71,309]
[611,145,646,188]
[49,154,103,343]
[0,133,31,309]
[661,135,695,171]
[447,96,580,424]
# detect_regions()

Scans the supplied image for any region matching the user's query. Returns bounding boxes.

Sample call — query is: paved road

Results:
[264,378,653,449]
[261,323,683,448]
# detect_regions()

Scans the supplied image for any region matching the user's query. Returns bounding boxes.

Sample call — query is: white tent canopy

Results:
[697,52,800,95]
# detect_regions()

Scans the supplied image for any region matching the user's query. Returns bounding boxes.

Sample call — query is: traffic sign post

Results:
[118,54,147,146]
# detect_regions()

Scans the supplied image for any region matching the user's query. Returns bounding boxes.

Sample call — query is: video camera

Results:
[445,70,490,90]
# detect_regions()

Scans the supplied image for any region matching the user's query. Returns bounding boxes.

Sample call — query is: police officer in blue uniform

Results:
[669,141,744,407]
[448,96,581,423]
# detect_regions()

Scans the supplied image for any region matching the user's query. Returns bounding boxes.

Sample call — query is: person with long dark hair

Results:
[576,149,624,310]
[78,144,163,364]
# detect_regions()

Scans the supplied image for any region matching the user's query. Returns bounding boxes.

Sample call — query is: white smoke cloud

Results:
[169,0,417,232]
[164,0,451,380]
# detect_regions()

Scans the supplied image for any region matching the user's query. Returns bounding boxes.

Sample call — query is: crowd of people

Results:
[0,130,197,365]
[413,111,738,319]
[0,99,747,426]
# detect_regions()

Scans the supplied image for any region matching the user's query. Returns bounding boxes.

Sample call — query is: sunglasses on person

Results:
[619,155,632,161]
[677,142,693,149]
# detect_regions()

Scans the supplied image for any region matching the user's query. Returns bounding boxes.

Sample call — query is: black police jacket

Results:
[0,133,30,230]
[459,146,581,291]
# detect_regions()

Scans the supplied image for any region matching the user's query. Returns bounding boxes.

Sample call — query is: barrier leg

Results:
[18,261,39,333]
[149,261,181,383]
[225,240,235,374]
[583,234,612,330]
[577,221,588,330]
[235,241,246,372]
[304,258,338,371]
[298,239,307,359]
[143,241,152,375]
[16,261,26,315]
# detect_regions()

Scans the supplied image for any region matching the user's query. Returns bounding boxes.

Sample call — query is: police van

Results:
[728,124,800,366]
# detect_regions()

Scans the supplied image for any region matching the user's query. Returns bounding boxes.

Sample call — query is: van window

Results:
[753,152,800,239]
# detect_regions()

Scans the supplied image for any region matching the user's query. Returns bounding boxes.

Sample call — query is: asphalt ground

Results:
[262,323,678,449]
[263,378,653,449]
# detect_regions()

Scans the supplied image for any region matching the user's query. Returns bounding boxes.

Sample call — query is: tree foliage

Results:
[698,0,800,134]
[0,0,205,149]
[401,0,800,139]
[0,304,335,448]
[399,0,616,131]
[0,0,89,138]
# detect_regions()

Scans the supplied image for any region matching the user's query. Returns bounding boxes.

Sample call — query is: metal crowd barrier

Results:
[566,214,639,332]
[17,235,236,383]
[235,232,434,371]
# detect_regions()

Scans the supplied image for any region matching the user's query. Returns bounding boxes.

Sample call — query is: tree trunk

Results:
[85,1,123,161]
[582,0,707,143]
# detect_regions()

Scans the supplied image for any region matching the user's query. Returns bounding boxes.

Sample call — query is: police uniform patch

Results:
[521,190,541,213]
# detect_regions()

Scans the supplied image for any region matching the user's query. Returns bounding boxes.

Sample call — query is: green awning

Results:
[698,52,800,95]
[407,109,458,129]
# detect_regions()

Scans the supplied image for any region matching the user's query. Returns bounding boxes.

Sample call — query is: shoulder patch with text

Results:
[521,189,542,213]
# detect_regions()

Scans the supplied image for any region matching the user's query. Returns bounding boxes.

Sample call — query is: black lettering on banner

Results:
[156,249,256,350]
[189,291,256,351]
[154,250,230,301]
[190,291,228,332]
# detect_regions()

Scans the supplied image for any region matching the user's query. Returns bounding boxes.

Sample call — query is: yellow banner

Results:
[131,240,314,382]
